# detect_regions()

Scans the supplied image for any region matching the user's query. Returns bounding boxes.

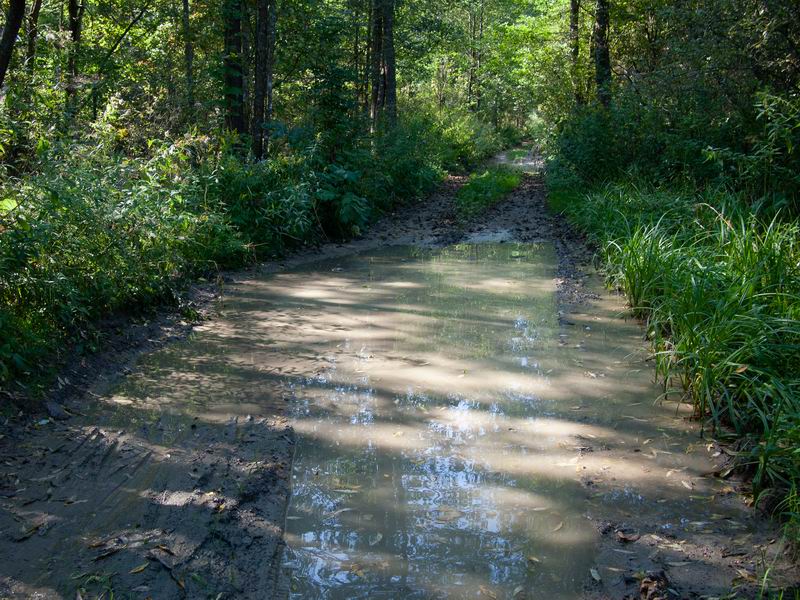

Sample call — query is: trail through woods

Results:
[1,158,797,599]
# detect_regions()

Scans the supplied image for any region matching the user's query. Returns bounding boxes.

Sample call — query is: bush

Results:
[1,106,520,392]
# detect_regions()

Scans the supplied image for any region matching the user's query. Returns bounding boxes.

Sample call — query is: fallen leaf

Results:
[590,567,602,582]
[129,563,149,574]
[616,530,640,543]
[553,521,564,532]
[681,480,693,490]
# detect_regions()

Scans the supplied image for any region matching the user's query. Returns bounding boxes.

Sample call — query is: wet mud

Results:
[0,164,796,599]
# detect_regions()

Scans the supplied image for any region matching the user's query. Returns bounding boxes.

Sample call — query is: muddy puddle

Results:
[267,243,732,599]
[2,239,767,600]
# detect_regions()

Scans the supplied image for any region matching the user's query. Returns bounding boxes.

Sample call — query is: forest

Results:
[0,0,799,596]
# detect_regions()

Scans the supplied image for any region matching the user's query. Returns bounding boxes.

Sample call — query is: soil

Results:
[0,163,796,599]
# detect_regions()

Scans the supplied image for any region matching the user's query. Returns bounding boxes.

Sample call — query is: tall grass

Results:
[549,179,800,541]
[454,166,521,219]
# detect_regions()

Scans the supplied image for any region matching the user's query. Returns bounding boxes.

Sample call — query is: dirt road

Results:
[1,165,796,599]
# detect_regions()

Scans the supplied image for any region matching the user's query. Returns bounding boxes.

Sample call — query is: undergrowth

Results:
[0,106,514,396]
[548,178,800,545]
[545,89,800,551]
[455,166,521,219]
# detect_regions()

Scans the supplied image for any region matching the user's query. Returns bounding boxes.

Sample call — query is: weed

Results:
[455,166,521,219]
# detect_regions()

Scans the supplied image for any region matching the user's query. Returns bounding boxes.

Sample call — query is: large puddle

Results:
[267,243,700,599]
[97,242,722,598]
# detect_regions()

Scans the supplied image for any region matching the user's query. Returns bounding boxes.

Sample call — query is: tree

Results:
[66,0,86,105]
[381,0,396,123]
[0,0,26,89]
[223,0,246,134]
[252,0,277,158]
[25,0,42,72]
[181,0,195,115]
[592,0,610,106]
[569,0,581,103]
[368,0,396,127]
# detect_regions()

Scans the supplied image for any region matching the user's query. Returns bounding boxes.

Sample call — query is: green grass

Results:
[548,176,800,545]
[455,166,521,219]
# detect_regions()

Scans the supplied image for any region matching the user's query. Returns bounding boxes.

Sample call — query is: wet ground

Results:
[0,162,797,599]
[276,242,629,598]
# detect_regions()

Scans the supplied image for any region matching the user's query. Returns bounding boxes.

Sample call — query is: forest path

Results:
[0,158,796,599]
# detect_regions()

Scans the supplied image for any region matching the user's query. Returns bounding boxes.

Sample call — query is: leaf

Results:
[325,507,353,518]
[526,555,541,564]
[615,530,640,543]
[681,480,693,489]
[552,521,564,532]
[129,563,149,574]
[369,533,383,546]
[590,567,602,582]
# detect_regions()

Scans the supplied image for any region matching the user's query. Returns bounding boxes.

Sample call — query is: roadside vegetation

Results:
[455,166,521,219]
[537,0,800,549]
[0,0,532,397]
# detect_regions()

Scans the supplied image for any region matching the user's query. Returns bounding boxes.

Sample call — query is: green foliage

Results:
[549,176,800,538]
[0,101,507,390]
[455,166,521,218]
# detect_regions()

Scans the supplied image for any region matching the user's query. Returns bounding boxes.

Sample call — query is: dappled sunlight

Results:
[267,244,721,598]
[44,243,725,599]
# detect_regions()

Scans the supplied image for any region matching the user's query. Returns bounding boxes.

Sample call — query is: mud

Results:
[0,162,796,599]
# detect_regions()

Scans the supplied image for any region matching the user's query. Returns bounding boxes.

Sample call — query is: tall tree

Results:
[66,0,86,105]
[25,0,42,72]
[252,0,276,158]
[181,0,195,115]
[592,0,611,106]
[369,0,383,127]
[381,0,396,123]
[0,0,26,89]
[369,0,396,127]
[569,0,581,103]
[223,0,246,133]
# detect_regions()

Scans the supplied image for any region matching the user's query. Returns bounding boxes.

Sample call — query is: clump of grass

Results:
[455,166,521,218]
[548,176,800,542]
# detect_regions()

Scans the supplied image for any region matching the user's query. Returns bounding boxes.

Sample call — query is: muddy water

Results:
[270,243,710,599]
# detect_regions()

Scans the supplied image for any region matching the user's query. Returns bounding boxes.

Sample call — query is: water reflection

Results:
[281,244,613,599]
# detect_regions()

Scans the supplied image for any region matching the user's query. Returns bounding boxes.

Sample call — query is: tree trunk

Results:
[252,0,267,157]
[251,0,276,158]
[592,0,611,106]
[380,0,396,124]
[475,0,483,111]
[26,0,42,72]
[182,0,195,115]
[223,0,245,133]
[66,0,86,105]
[0,0,26,90]
[569,0,581,103]
[368,0,382,128]
[241,0,251,133]
[265,0,275,128]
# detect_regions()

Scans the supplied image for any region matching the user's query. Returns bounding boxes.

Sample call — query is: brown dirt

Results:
[0,171,796,599]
